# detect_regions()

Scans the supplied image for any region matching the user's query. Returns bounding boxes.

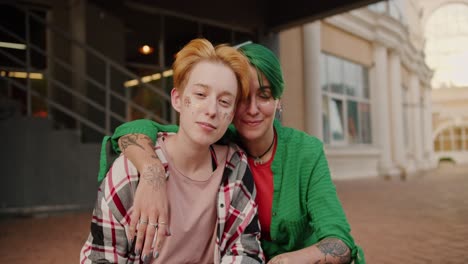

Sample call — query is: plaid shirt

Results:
[81,135,264,264]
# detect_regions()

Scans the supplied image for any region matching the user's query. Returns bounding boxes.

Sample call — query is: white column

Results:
[423,88,435,168]
[410,74,423,165]
[302,22,323,139]
[388,52,406,169]
[373,44,395,176]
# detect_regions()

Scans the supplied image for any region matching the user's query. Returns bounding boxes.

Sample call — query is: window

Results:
[434,125,468,152]
[321,53,371,145]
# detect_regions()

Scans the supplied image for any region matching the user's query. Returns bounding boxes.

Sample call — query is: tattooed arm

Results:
[267,238,351,264]
[118,133,170,262]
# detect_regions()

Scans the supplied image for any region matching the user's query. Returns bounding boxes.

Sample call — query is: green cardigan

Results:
[98,119,365,263]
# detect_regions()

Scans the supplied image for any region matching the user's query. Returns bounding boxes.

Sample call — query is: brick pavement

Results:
[1,163,467,263]
[335,163,468,264]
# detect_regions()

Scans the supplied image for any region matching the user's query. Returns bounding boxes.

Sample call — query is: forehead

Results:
[184,61,238,93]
[249,65,270,90]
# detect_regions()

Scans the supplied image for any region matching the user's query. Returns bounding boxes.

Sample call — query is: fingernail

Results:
[153,251,159,259]
[130,238,134,245]
[142,254,149,263]
[135,249,140,255]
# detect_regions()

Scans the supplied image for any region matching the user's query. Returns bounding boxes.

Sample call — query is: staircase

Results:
[0,3,174,215]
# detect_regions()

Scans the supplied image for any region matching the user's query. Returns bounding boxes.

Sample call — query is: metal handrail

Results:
[19,5,170,101]
[2,76,107,135]
[0,4,174,138]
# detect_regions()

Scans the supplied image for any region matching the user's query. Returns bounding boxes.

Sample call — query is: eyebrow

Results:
[193,83,236,97]
[193,83,210,89]
[259,86,272,91]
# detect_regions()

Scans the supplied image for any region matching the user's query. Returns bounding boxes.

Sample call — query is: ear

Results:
[276,99,283,112]
[171,88,182,113]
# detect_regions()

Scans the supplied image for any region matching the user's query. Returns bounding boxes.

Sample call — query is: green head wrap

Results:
[238,43,285,99]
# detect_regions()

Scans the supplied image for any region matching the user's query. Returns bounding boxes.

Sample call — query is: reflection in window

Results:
[347,100,359,143]
[327,55,343,94]
[330,98,344,141]
[321,53,371,145]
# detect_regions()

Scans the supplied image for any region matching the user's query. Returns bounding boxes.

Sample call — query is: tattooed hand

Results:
[118,133,170,261]
[266,237,351,264]
[316,238,351,263]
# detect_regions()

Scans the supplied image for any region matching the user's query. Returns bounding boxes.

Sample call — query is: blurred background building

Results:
[1,0,466,214]
[420,0,468,165]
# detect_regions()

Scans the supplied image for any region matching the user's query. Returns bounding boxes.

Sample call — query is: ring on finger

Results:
[159,221,168,225]
[149,222,158,229]
[139,219,148,225]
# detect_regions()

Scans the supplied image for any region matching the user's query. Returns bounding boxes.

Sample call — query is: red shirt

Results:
[247,137,277,241]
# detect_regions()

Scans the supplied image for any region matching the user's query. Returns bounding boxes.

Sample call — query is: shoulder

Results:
[222,142,248,165]
[101,155,139,201]
[275,121,324,152]
[217,142,255,191]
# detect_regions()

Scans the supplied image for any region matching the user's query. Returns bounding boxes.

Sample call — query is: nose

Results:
[205,96,217,118]
[244,95,259,115]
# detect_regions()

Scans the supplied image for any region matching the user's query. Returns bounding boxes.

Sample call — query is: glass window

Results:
[327,55,343,94]
[347,100,359,143]
[361,67,370,99]
[330,98,344,142]
[322,96,330,144]
[455,139,463,150]
[321,53,371,145]
[442,139,452,151]
[343,61,357,96]
[359,102,372,144]
[434,137,441,152]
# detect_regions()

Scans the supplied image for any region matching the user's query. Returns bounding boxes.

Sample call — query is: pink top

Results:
[155,136,225,264]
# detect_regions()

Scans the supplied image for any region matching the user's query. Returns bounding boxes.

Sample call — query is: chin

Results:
[238,129,262,142]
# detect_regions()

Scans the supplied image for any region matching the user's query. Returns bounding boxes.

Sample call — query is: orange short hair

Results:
[172,38,250,103]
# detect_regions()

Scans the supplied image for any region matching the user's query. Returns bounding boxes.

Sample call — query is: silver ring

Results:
[149,222,158,229]
[159,221,168,225]
[139,220,148,225]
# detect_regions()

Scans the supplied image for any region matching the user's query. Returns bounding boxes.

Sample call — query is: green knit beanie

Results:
[238,43,285,99]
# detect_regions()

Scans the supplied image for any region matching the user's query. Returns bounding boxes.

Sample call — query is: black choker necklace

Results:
[247,135,276,166]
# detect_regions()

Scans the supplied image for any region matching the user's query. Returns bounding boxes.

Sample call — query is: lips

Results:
[196,121,217,130]
[242,119,262,126]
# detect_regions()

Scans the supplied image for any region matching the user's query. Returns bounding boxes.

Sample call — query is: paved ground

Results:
[1,163,467,263]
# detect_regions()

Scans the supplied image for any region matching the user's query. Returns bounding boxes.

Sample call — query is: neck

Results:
[165,133,211,174]
[243,129,276,165]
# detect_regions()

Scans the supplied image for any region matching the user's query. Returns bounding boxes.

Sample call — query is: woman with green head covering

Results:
[99,41,365,264]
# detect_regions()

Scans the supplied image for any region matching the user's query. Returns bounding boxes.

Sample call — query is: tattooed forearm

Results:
[317,238,351,263]
[119,134,152,152]
[141,164,166,191]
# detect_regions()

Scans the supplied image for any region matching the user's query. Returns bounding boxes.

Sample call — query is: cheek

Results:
[183,96,191,107]
[222,110,234,121]
[234,104,245,117]
[259,102,277,117]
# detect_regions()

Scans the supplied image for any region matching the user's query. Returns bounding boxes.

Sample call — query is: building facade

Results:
[278,1,436,179]
[1,0,442,183]
[419,0,468,165]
